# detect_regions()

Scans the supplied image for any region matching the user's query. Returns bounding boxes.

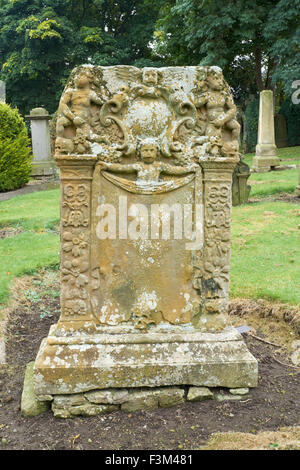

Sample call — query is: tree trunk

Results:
[254,49,264,92]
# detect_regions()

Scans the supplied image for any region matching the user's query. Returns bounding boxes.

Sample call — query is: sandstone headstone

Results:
[32,66,258,411]
[275,114,288,148]
[252,90,280,173]
[26,107,56,176]
[232,158,251,206]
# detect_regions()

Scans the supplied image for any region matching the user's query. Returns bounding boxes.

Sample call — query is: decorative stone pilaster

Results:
[55,155,97,332]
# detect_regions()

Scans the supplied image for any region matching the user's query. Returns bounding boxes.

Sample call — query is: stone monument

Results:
[252,90,280,172]
[26,107,56,176]
[32,66,258,416]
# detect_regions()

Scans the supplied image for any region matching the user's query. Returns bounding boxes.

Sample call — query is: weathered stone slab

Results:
[215,392,245,402]
[121,390,159,412]
[229,387,249,396]
[187,387,213,401]
[85,389,129,404]
[34,326,257,395]
[156,388,185,407]
[21,362,50,417]
[52,402,118,418]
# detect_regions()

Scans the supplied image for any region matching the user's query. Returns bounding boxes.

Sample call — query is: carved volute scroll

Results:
[54,65,240,333]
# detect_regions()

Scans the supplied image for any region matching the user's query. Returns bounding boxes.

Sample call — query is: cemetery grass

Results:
[0,189,60,309]
[0,270,299,450]
[244,146,300,199]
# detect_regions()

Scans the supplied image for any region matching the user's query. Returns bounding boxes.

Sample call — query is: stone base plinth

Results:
[31,160,57,176]
[34,325,258,398]
[252,144,280,173]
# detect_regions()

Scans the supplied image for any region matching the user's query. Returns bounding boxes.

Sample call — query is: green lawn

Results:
[243,146,300,198]
[230,201,300,305]
[243,145,300,167]
[0,190,60,307]
[0,165,299,311]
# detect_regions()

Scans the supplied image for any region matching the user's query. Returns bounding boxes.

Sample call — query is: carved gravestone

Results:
[33,66,258,411]
[232,158,251,206]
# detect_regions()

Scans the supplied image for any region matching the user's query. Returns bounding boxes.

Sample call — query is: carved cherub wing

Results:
[115,66,141,85]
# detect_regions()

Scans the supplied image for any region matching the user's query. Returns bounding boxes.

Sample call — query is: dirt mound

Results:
[229,298,300,351]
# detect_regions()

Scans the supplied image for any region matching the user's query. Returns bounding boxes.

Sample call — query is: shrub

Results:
[0,103,32,192]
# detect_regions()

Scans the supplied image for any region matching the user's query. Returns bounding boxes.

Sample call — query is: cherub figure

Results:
[56,71,104,138]
[98,138,197,183]
[195,67,240,147]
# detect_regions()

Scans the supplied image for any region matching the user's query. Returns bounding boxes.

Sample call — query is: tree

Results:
[154,0,300,105]
[0,0,163,115]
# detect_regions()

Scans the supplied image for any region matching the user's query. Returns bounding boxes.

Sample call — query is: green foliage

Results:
[244,98,259,152]
[279,100,300,147]
[0,0,163,115]
[266,0,300,94]
[154,0,300,106]
[0,102,32,192]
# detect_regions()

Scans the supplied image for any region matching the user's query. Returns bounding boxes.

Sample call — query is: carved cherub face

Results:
[75,73,91,89]
[206,72,224,91]
[140,143,158,164]
[142,68,158,86]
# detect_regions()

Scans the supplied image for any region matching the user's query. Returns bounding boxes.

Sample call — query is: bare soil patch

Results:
[0,272,299,450]
[0,227,23,239]
[249,193,300,204]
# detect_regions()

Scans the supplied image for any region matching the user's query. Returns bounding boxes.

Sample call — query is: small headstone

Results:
[26,107,56,176]
[275,114,288,148]
[232,159,251,205]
